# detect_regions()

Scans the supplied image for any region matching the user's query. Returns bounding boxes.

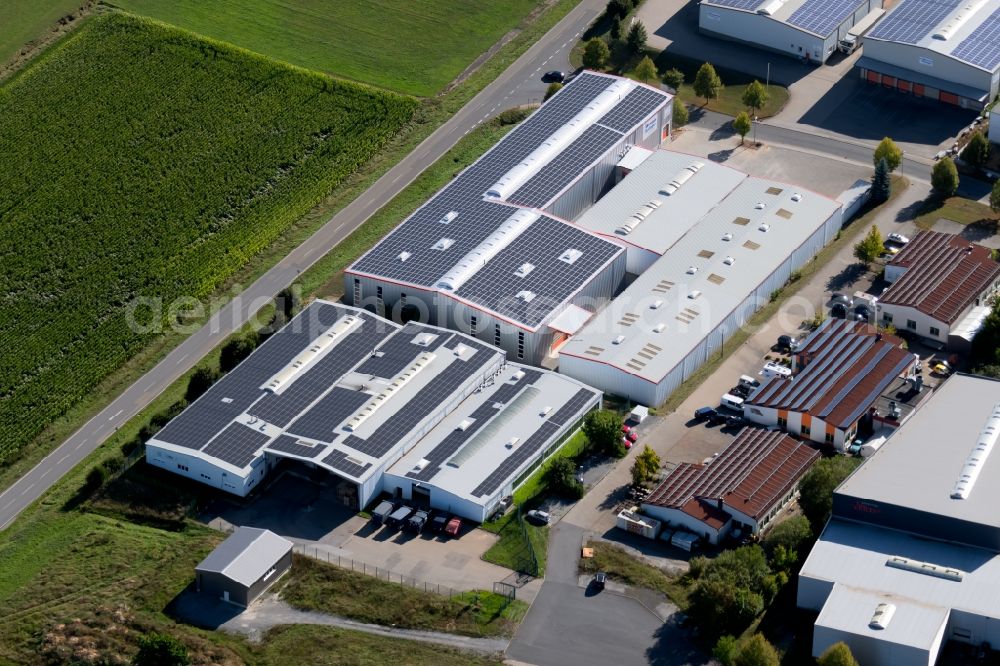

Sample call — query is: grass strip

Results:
[579,541,690,609]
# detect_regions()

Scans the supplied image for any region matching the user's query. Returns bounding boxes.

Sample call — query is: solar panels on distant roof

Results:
[201,423,271,468]
[867,0,962,43]
[787,0,867,36]
[704,0,766,9]
[951,7,1000,70]
[597,86,667,133]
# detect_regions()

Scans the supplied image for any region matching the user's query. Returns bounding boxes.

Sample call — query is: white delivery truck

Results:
[838,8,885,54]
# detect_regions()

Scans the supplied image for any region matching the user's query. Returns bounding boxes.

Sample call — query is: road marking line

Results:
[58,455,70,465]
[20,484,34,496]
[175,352,189,364]
[39,469,50,479]
[109,409,123,420]
[1,500,15,512]
[75,441,86,450]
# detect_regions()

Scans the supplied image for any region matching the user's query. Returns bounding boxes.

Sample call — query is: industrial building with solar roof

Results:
[699,0,885,63]
[558,149,844,407]
[346,72,672,366]
[858,0,1000,109]
[798,374,1000,664]
[145,301,599,522]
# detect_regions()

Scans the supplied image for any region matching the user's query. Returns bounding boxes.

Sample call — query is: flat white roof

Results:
[837,373,1000,529]
[815,582,949,652]
[560,173,841,385]
[802,518,1000,635]
[196,527,292,587]
[388,365,598,505]
[574,149,747,256]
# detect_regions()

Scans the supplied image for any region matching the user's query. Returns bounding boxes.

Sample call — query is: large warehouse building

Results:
[798,374,1000,664]
[146,301,599,522]
[346,72,672,366]
[558,154,843,407]
[699,0,884,63]
[859,0,1000,109]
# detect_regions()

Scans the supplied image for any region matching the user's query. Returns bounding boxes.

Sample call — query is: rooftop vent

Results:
[869,603,895,630]
[886,556,964,582]
[515,262,535,277]
[653,322,666,332]
[951,401,1000,499]
[758,223,771,232]
[612,334,625,345]
[540,405,552,416]
[688,290,702,299]
[791,193,802,202]
[457,419,474,431]
[754,202,766,210]
[516,290,536,303]
[439,211,458,224]
[560,248,583,265]
[398,251,412,262]
[651,299,663,310]
[686,266,698,275]
[723,256,735,266]
[433,237,454,251]
[722,232,734,241]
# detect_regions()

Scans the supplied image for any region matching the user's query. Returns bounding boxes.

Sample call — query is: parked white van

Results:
[720,393,745,411]
[738,375,760,390]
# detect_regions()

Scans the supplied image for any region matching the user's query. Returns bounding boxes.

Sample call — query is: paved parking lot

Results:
[202,472,538,599]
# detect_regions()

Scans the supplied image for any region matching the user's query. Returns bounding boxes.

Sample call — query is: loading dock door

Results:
[412,484,431,509]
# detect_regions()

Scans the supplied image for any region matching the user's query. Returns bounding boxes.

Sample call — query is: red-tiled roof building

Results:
[744,319,916,450]
[641,428,819,544]
[880,231,1000,350]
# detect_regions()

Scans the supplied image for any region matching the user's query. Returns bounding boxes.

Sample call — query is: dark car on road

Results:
[542,70,565,83]
[694,406,721,423]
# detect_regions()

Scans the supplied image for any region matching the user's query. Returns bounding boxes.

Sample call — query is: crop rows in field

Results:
[0,13,417,465]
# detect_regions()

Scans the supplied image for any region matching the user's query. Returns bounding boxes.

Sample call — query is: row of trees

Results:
[714,635,858,666]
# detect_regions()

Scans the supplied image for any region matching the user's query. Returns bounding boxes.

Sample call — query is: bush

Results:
[544,82,563,101]
[672,98,689,128]
[132,633,191,666]
[185,366,220,403]
[713,635,739,666]
[818,641,860,666]
[220,333,259,373]
[545,457,584,499]
[735,634,780,666]
[763,515,813,557]
[663,67,684,91]
[86,466,108,491]
[686,546,779,638]
[497,106,532,125]
[582,37,610,69]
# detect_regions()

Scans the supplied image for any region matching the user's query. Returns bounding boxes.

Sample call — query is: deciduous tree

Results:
[662,67,684,91]
[546,457,584,498]
[185,365,220,403]
[818,642,860,666]
[873,137,902,172]
[853,224,884,266]
[961,131,990,169]
[799,457,859,533]
[220,333,259,373]
[672,97,689,128]
[693,62,723,105]
[630,445,661,485]
[931,156,959,197]
[991,178,1000,214]
[633,55,658,84]
[741,80,769,116]
[733,111,751,145]
[583,409,625,457]
[583,37,610,69]
[735,634,780,666]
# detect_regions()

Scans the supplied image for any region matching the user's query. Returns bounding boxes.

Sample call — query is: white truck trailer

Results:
[838,9,885,54]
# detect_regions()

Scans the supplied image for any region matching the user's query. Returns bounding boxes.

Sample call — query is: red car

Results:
[444,517,461,537]
[622,424,631,433]
[626,431,638,443]
[622,437,633,450]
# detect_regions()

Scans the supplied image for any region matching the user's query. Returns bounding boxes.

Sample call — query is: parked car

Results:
[623,438,633,450]
[776,334,798,352]
[593,571,607,591]
[407,510,429,533]
[526,509,551,525]
[371,500,394,526]
[731,384,751,398]
[542,70,565,83]
[831,293,853,307]
[431,512,450,533]
[386,505,413,529]
[725,415,745,428]
[886,233,910,245]
[855,304,871,321]
[625,430,638,443]
[444,516,462,537]
[694,406,720,423]
[831,302,848,319]
[622,424,631,433]
[932,361,952,375]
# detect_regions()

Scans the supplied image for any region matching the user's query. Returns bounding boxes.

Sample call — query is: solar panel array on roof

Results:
[597,86,667,133]
[704,0,766,9]
[454,216,621,327]
[951,7,1000,69]
[787,0,867,36]
[286,387,371,442]
[348,73,667,327]
[266,434,326,459]
[509,125,623,208]
[322,449,372,477]
[547,388,599,426]
[867,0,962,43]
[355,325,449,377]
[201,423,272,468]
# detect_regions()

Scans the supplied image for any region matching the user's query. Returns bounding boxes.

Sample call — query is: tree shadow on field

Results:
[826,262,868,293]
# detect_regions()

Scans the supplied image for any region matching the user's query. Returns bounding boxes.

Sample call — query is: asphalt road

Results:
[508,522,701,666]
[0,0,608,531]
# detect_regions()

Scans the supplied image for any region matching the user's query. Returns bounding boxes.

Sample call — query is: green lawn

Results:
[579,541,690,609]
[0,0,85,68]
[281,555,527,638]
[108,0,539,96]
[0,12,415,469]
[913,195,999,230]
[676,82,789,119]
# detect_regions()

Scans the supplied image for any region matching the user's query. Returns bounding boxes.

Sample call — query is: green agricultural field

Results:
[0,12,416,469]
[109,0,540,96]
[0,0,84,68]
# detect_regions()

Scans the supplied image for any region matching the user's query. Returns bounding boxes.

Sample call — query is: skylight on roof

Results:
[560,248,583,265]
[515,262,535,277]
[433,238,454,251]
